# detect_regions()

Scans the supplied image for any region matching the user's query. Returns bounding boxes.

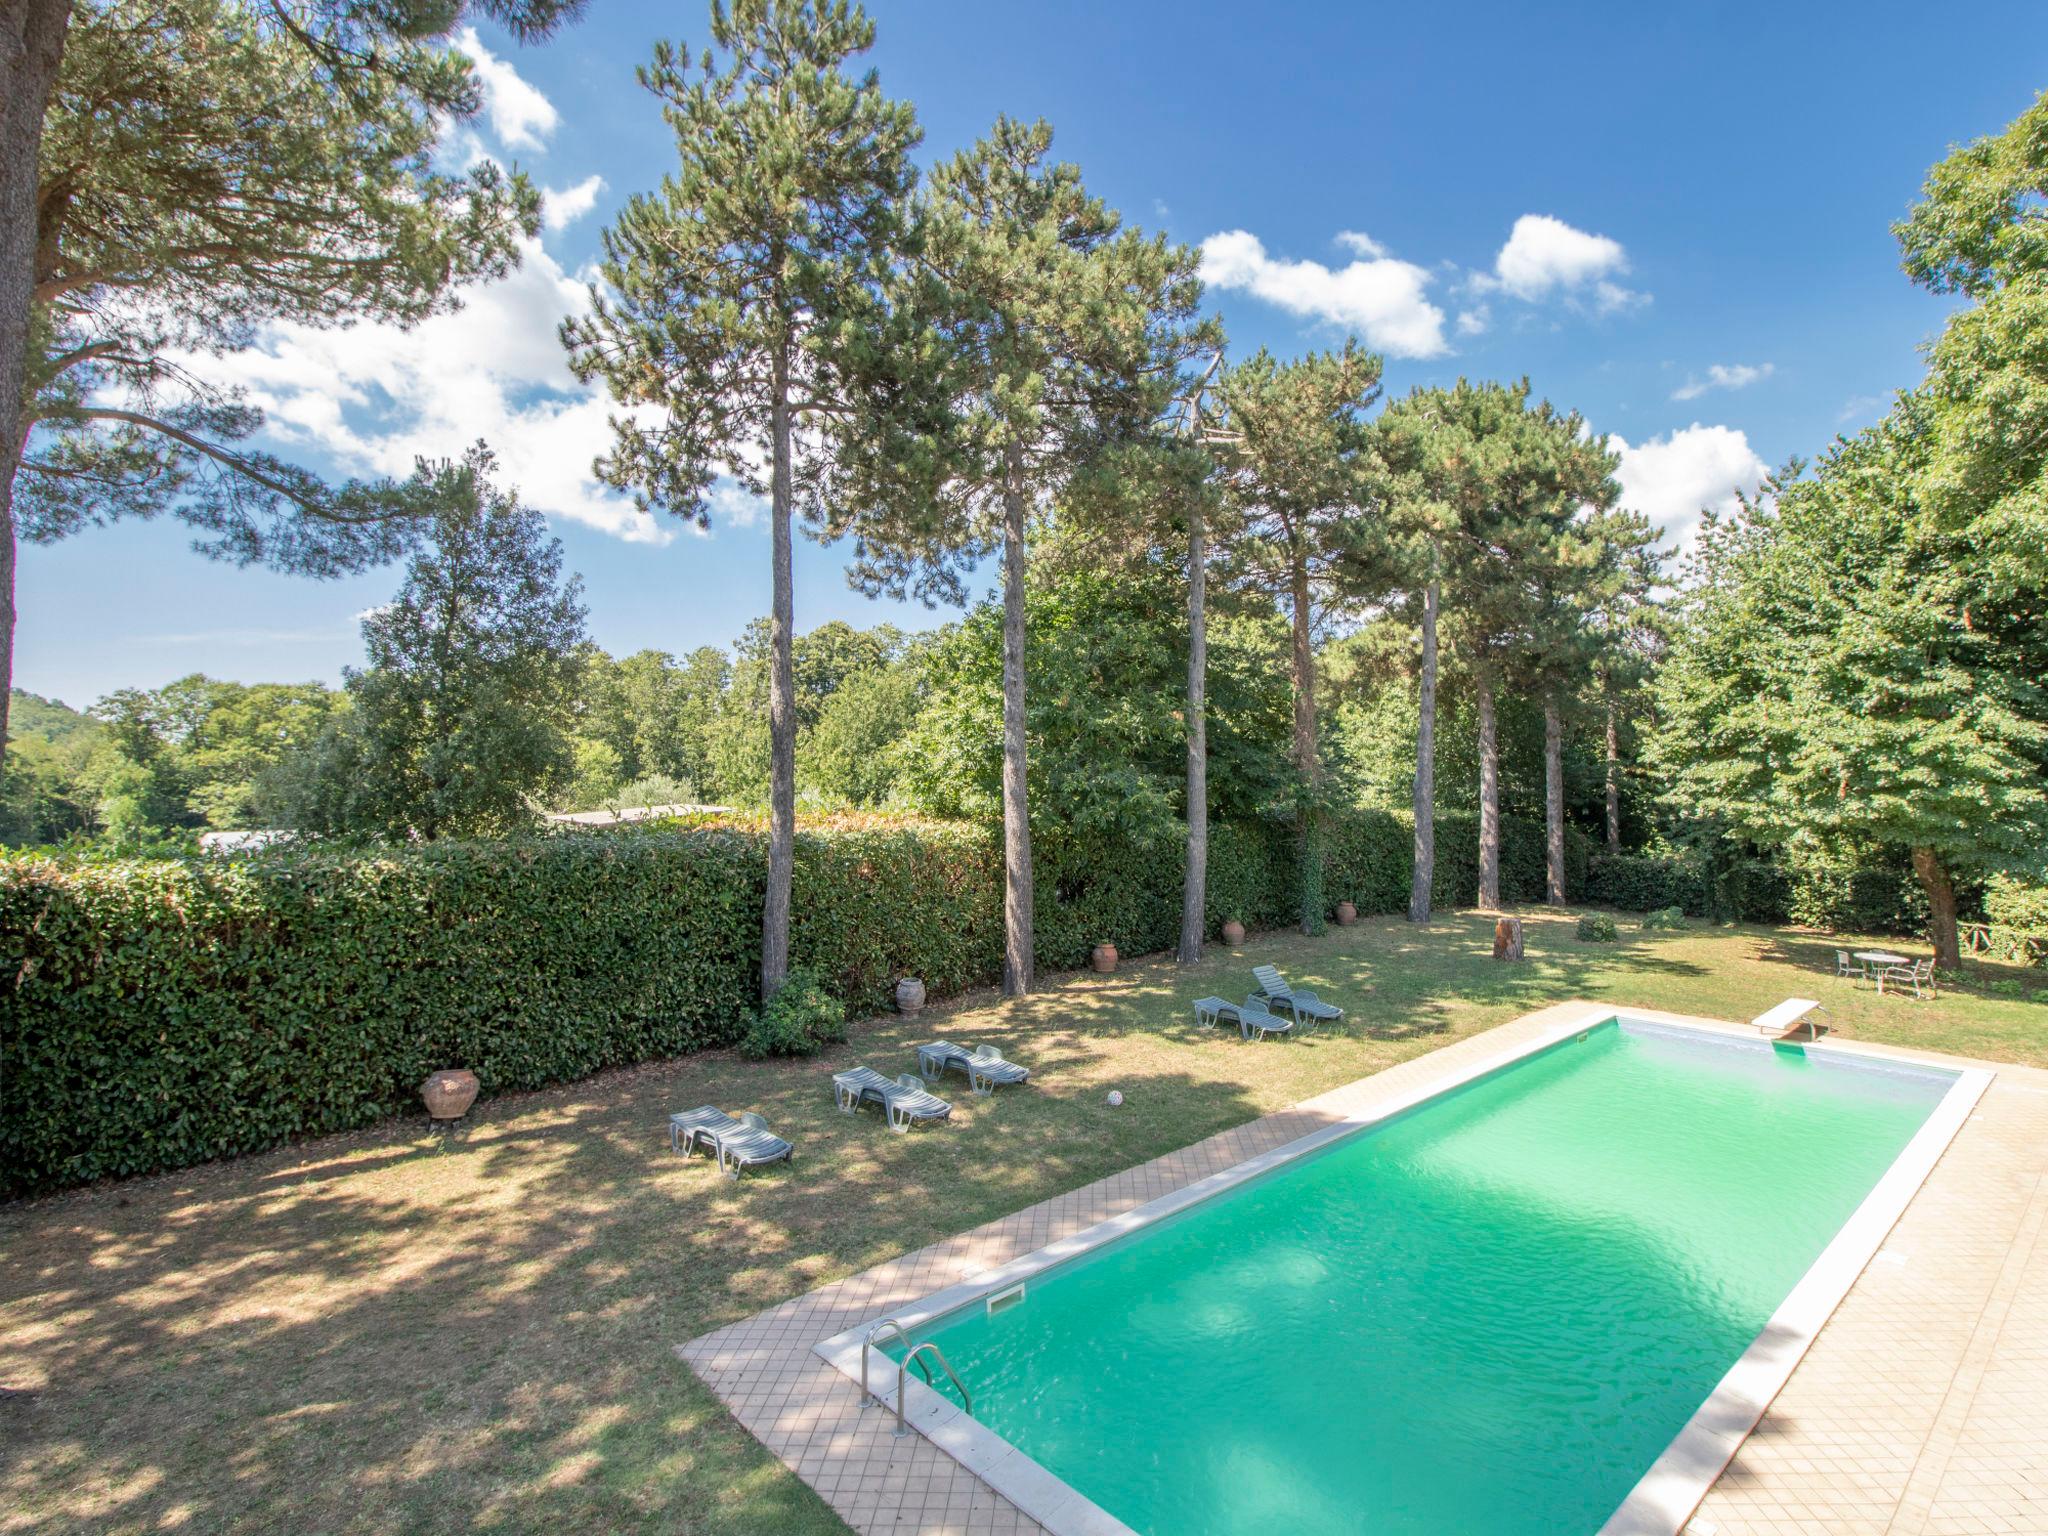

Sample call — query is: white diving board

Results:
[1752,997,1828,1041]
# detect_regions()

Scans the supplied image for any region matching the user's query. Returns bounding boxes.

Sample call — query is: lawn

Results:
[3,908,2044,1536]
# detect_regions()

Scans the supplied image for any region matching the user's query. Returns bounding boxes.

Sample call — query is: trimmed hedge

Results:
[0,804,1683,1194]
[1585,853,1706,914]
[5,814,1310,1193]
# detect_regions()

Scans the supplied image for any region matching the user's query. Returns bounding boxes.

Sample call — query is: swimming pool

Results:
[818,1011,1988,1536]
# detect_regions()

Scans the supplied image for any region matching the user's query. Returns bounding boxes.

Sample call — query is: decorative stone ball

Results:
[1105,1090,1124,1108]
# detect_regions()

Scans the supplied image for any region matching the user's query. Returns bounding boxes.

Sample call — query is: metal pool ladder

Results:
[860,1318,973,1437]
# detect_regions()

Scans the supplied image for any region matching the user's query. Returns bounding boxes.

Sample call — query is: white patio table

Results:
[1855,949,1910,993]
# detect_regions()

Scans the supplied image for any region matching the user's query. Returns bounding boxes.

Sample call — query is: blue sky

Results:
[23,0,2048,709]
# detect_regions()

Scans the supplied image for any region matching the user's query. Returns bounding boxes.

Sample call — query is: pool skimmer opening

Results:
[987,1283,1026,1316]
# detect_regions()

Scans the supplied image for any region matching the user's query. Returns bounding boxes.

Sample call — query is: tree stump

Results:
[1493,916,1524,961]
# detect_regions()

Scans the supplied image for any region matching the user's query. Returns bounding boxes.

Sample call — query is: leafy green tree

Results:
[562,0,920,997]
[1895,87,2048,602]
[908,536,1291,841]
[279,446,588,840]
[825,116,1209,994]
[1650,408,2048,966]
[86,674,340,830]
[1210,343,1387,931]
[0,688,101,843]
[4,0,584,768]
[803,653,924,806]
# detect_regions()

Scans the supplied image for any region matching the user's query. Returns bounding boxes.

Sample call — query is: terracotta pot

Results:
[1221,919,1246,947]
[894,976,927,1017]
[1334,901,1357,926]
[422,1069,479,1120]
[1091,942,1119,974]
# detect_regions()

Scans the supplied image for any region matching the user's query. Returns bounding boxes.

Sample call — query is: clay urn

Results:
[422,1069,479,1120]
[1221,919,1247,947]
[1091,942,1119,974]
[894,976,927,1017]
[1334,900,1358,926]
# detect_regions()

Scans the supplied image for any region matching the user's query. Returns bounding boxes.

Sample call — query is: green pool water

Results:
[895,1019,1952,1535]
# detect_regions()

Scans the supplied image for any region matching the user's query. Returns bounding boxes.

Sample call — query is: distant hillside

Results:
[8,690,100,746]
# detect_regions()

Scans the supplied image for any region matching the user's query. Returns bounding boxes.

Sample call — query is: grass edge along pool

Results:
[811,1011,1982,1536]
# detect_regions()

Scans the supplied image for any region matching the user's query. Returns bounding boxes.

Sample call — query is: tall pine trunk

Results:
[1604,682,1621,851]
[1911,845,1961,972]
[1476,662,1500,909]
[760,369,797,999]
[1289,542,1323,934]
[1544,690,1565,904]
[999,449,1034,995]
[0,0,74,767]
[1178,497,1207,964]
[1408,574,1438,922]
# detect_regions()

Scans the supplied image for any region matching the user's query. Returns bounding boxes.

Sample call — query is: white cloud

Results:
[542,174,606,231]
[1199,229,1448,358]
[456,27,559,151]
[1489,214,1627,297]
[1334,229,1388,259]
[1455,305,1490,337]
[1474,214,1645,313]
[186,238,671,544]
[1672,362,1774,401]
[708,482,769,530]
[1610,423,1769,550]
[1836,392,1886,424]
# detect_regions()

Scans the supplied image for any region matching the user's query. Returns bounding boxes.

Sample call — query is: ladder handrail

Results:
[860,1318,912,1409]
[896,1340,971,1436]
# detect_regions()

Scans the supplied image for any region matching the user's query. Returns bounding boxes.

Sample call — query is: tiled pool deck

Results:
[681,1003,2048,1535]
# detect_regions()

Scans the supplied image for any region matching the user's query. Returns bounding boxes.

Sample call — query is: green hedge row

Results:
[1584,849,1938,934]
[0,805,1621,1195]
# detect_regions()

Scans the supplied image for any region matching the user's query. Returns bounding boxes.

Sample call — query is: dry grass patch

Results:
[3,908,2043,1535]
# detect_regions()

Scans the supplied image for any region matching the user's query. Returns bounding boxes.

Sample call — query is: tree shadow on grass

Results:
[0,1044,1267,1536]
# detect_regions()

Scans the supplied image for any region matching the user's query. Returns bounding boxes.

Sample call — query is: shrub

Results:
[1586,853,1702,914]
[739,969,846,1058]
[1985,875,2048,934]
[1576,912,1618,942]
[1640,905,1686,931]
[1787,855,1928,936]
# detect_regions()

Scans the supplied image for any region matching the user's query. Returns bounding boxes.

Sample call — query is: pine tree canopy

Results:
[560,0,921,529]
[17,0,572,574]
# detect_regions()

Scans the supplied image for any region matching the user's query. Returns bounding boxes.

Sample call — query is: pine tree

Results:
[1379,380,1610,911]
[561,0,920,998]
[2,0,585,768]
[1209,344,1387,933]
[825,117,1208,995]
